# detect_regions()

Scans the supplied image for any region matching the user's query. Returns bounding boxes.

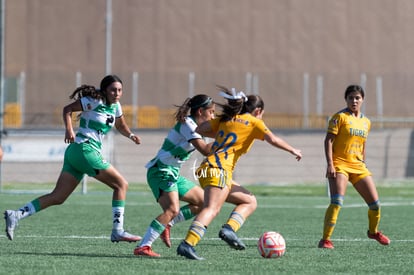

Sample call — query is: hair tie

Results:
[219,88,248,102]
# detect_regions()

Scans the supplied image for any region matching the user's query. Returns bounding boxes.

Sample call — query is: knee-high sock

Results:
[322,204,341,240]
[112,200,125,231]
[17,199,40,220]
[139,219,165,247]
[367,200,381,234]
[184,220,206,247]
[226,211,245,232]
[169,204,194,226]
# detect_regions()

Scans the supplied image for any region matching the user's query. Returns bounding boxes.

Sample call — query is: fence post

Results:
[303,73,309,129]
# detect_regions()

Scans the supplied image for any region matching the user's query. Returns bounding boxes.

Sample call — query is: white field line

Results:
[1,235,413,243]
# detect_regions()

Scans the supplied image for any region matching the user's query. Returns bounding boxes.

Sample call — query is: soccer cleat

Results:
[367,231,390,245]
[110,230,142,243]
[318,239,334,249]
[133,246,161,257]
[176,240,204,260]
[218,224,246,250]
[4,210,19,241]
[160,224,172,248]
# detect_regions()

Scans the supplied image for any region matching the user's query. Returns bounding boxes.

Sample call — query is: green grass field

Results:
[0,182,413,275]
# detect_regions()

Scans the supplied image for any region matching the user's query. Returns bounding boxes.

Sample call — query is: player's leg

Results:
[94,165,141,242]
[4,171,79,241]
[224,181,257,232]
[177,185,229,260]
[318,173,348,249]
[135,190,180,257]
[353,175,390,245]
[158,182,204,248]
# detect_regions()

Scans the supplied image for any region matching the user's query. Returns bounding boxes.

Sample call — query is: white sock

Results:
[112,206,124,231]
[169,211,185,227]
[18,202,36,219]
[139,226,160,247]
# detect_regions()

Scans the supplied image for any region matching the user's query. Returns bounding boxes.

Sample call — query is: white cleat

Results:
[4,210,19,241]
[110,230,142,243]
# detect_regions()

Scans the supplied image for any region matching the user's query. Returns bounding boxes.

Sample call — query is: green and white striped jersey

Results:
[75,96,122,150]
[146,116,202,168]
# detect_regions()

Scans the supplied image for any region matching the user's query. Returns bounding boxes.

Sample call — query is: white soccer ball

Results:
[257,231,286,258]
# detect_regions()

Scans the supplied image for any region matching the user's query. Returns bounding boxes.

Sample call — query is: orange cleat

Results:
[367,231,390,245]
[160,224,172,248]
[318,239,334,249]
[133,246,161,257]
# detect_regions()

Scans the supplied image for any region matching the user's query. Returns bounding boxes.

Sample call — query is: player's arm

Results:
[190,138,213,156]
[263,131,302,161]
[362,141,366,161]
[115,115,141,144]
[195,121,216,138]
[62,100,82,143]
[324,132,336,178]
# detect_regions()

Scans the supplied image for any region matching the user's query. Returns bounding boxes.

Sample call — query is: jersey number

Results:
[212,130,237,160]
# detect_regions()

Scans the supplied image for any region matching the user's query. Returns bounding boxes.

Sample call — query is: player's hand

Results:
[326,164,336,178]
[291,148,302,161]
[130,134,141,145]
[64,129,75,143]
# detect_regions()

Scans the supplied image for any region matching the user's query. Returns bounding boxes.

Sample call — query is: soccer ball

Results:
[257,231,286,258]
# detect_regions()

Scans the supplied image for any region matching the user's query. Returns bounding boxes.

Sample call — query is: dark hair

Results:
[216,85,264,121]
[344,84,365,99]
[174,94,214,122]
[69,74,123,102]
[241,95,264,113]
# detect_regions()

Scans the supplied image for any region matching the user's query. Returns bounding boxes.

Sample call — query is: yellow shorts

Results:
[196,162,232,189]
[334,161,372,185]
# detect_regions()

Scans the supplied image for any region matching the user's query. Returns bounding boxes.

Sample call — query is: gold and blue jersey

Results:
[205,113,269,172]
[327,108,371,167]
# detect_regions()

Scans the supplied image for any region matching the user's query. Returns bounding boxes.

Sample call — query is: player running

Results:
[133,94,215,257]
[4,75,142,243]
[177,86,302,260]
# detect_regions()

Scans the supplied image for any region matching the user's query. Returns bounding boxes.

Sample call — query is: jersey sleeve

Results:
[252,119,269,140]
[180,117,202,141]
[80,96,99,111]
[115,102,123,118]
[327,113,342,135]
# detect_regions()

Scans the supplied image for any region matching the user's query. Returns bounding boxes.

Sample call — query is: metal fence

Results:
[3,71,414,130]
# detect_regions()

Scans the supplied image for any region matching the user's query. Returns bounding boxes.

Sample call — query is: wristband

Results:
[129,133,135,139]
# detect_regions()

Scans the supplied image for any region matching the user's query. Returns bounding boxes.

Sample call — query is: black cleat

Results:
[218,224,246,250]
[177,240,204,260]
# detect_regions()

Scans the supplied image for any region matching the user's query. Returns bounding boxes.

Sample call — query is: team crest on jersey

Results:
[86,103,92,110]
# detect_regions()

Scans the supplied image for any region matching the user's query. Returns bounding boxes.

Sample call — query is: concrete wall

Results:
[4,0,414,127]
[2,129,413,185]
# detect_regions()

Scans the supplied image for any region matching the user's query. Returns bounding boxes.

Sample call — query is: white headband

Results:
[219,88,248,102]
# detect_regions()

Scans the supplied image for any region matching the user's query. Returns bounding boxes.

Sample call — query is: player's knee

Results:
[249,194,258,211]
[165,206,180,218]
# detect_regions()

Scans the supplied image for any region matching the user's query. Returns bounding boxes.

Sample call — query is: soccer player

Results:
[318,84,390,249]
[4,75,142,243]
[176,86,302,260]
[133,94,215,257]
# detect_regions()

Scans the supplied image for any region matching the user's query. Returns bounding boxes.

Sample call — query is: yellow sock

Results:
[322,204,341,240]
[227,211,245,232]
[368,208,380,234]
[184,221,206,247]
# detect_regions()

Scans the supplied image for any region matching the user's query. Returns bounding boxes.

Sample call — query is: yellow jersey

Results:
[204,113,270,172]
[327,108,371,168]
